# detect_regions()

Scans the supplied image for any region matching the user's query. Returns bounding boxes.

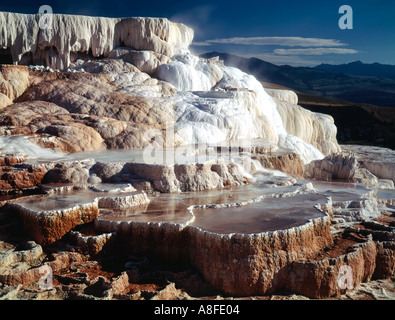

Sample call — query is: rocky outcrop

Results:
[69,230,117,257]
[342,145,395,184]
[91,160,251,193]
[188,216,332,296]
[4,184,151,246]
[304,153,359,181]
[0,154,47,194]
[0,65,30,108]
[42,160,95,185]
[304,152,391,189]
[0,12,343,166]
[0,240,45,286]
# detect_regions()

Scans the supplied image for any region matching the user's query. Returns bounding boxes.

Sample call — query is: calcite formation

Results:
[0,12,194,71]
[342,145,395,184]
[0,13,341,164]
[7,199,99,246]
[272,90,341,156]
[253,152,303,178]
[92,188,333,296]
[4,185,151,246]
[0,12,394,300]
[282,235,378,298]
[304,152,393,189]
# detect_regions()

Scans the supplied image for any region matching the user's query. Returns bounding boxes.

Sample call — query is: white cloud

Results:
[191,41,213,46]
[274,47,359,55]
[190,36,359,66]
[191,36,347,47]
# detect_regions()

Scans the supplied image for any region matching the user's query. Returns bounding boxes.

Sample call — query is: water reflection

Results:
[190,193,328,234]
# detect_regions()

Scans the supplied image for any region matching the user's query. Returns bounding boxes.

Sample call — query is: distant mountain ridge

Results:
[315,61,395,80]
[200,52,395,108]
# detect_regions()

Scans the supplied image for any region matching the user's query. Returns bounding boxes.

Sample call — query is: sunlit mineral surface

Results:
[0,12,394,300]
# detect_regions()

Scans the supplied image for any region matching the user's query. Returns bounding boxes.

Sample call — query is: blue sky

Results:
[2,0,395,66]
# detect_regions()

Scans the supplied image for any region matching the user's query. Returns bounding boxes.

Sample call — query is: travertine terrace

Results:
[0,12,394,300]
